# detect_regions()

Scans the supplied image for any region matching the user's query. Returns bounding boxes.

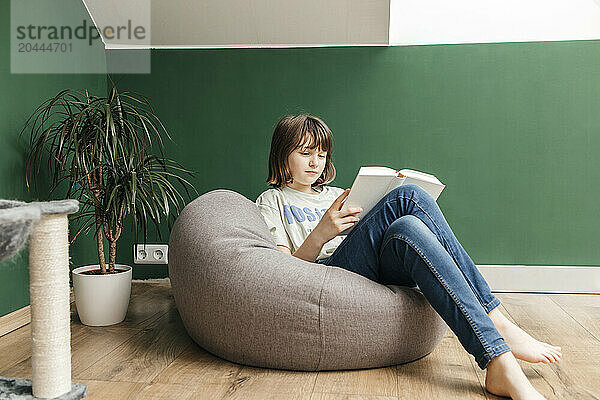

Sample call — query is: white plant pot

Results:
[72,264,132,326]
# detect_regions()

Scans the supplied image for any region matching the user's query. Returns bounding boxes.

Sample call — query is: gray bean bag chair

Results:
[168,189,447,371]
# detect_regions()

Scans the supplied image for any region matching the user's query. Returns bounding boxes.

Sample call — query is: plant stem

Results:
[107,203,124,273]
[95,213,106,274]
[109,240,116,273]
[83,143,107,274]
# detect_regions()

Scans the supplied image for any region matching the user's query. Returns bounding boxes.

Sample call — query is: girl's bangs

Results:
[298,121,330,152]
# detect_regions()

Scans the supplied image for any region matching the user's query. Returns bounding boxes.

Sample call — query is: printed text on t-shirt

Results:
[283,205,328,224]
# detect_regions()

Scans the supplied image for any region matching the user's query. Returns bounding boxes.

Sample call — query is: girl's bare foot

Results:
[488,308,562,364]
[485,351,546,399]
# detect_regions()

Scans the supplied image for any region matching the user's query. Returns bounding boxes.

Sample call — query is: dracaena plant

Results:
[19,84,198,274]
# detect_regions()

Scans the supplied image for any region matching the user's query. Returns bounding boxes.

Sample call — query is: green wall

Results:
[2,33,599,317]
[112,40,599,270]
[0,0,106,317]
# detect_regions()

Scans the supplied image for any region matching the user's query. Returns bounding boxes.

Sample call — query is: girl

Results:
[255,114,561,400]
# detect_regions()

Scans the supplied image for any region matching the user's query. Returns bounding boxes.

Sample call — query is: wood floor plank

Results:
[1,324,140,379]
[492,293,600,399]
[311,394,398,400]
[312,365,397,397]
[0,325,31,373]
[3,286,597,400]
[152,342,243,387]
[218,364,315,400]
[395,332,487,399]
[0,282,147,339]
[469,299,596,400]
[75,307,192,383]
[129,281,161,296]
[155,340,316,399]
[70,284,176,330]
[130,285,178,330]
[2,282,166,378]
[77,379,146,400]
[0,306,30,337]
[130,382,199,400]
[186,384,238,399]
[546,294,600,340]
[154,347,243,399]
[0,284,75,337]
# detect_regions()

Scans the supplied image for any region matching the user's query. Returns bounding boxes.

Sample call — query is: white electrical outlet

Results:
[134,244,169,265]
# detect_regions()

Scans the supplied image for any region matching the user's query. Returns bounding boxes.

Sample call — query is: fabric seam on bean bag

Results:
[315,266,330,371]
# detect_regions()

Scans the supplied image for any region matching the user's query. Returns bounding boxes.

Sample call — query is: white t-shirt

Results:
[255,185,346,261]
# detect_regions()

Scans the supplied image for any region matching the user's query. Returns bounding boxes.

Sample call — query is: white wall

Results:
[83,0,391,49]
[82,0,600,48]
[151,0,390,48]
[389,0,600,45]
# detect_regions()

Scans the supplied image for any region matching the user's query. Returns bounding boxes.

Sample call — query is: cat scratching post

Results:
[0,199,87,400]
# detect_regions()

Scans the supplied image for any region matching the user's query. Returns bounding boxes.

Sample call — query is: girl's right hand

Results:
[314,189,363,243]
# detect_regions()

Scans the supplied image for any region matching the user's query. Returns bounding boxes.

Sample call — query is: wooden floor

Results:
[0,281,599,399]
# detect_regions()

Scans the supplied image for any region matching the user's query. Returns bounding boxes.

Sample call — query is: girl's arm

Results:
[277,245,292,255]
[289,189,361,262]
[287,230,327,262]
[275,189,361,262]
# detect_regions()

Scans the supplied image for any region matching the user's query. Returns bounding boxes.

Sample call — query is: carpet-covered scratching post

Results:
[0,199,87,400]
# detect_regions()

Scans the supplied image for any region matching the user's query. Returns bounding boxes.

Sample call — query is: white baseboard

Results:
[478,265,600,294]
[132,271,600,294]
[134,269,600,294]
[132,278,171,285]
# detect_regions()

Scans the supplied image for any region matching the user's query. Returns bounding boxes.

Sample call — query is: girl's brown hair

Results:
[267,114,336,188]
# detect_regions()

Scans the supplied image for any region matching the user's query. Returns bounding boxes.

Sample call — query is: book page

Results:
[393,169,446,200]
[401,177,445,200]
[399,169,442,185]
[337,167,395,236]
[337,167,446,236]
[341,174,393,219]
[385,169,441,195]
[358,166,398,176]
[384,175,406,195]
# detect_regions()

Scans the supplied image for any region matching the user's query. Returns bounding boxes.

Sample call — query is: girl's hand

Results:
[314,189,363,244]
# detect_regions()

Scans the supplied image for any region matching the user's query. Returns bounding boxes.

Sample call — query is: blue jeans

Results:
[316,184,511,370]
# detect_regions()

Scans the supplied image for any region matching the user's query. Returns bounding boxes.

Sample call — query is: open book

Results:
[338,167,446,235]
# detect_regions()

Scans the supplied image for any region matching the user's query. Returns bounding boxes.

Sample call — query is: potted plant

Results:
[20,83,197,326]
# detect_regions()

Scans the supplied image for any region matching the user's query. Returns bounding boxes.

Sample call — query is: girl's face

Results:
[286,141,328,189]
